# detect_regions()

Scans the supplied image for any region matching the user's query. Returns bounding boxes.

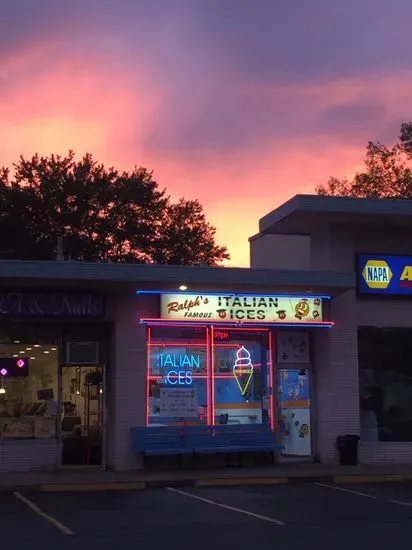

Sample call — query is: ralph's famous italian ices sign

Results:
[160,294,324,323]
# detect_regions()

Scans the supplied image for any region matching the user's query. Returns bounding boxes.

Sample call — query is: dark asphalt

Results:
[3,482,412,549]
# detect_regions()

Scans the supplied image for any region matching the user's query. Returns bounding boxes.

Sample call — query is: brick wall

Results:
[313,290,359,462]
[312,222,412,464]
[0,440,59,471]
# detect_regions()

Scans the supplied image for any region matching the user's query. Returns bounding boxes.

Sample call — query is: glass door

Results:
[60,365,106,466]
[278,368,312,456]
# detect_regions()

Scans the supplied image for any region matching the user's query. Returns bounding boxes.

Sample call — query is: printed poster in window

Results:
[277,332,310,365]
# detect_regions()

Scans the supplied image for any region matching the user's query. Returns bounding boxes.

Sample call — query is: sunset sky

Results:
[2,0,412,266]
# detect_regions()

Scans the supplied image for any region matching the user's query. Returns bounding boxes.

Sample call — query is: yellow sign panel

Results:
[400,266,412,281]
[362,260,393,289]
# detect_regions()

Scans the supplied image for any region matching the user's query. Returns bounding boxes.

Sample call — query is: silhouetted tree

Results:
[0,151,229,265]
[317,123,412,199]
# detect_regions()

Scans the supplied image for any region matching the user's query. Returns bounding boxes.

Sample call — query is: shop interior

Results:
[359,326,412,442]
[0,342,58,439]
[0,341,104,466]
[61,365,104,466]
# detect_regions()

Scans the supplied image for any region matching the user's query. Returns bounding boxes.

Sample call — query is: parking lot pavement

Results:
[7,482,412,549]
[0,493,66,550]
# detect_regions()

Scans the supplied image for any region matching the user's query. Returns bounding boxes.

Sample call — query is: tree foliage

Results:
[316,123,412,198]
[0,151,229,265]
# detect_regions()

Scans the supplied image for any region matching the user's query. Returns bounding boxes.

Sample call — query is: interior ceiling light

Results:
[44,350,50,354]
[178,284,188,291]
[12,354,18,358]
[19,351,25,354]
[30,357,35,360]
[34,344,40,348]
[13,340,20,344]
[0,387,6,395]
[26,347,32,351]
[51,347,57,351]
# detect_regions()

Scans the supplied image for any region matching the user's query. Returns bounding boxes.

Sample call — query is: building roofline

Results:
[0,259,355,293]
[259,194,412,233]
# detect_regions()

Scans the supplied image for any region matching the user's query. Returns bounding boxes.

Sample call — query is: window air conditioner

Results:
[66,342,99,365]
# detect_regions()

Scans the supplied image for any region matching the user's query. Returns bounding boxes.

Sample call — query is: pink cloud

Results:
[2,40,412,266]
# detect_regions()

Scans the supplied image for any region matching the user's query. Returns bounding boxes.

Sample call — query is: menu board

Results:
[159,387,198,418]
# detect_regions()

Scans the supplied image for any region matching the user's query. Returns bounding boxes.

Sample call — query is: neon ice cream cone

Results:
[233,346,254,395]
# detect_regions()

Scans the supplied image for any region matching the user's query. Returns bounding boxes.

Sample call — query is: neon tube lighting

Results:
[148,342,250,348]
[268,331,275,432]
[136,290,332,299]
[211,326,215,425]
[146,327,151,426]
[206,327,212,425]
[140,318,334,328]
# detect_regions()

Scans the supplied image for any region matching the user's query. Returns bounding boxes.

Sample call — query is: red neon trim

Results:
[211,325,216,425]
[148,342,244,348]
[214,327,270,332]
[148,342,207,347]
[146,327,151,426]
[206,327,211,425]
[147,375,240,380]
[268,331,275,432]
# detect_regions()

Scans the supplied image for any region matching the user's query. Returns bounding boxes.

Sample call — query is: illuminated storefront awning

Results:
[138,292,334,328]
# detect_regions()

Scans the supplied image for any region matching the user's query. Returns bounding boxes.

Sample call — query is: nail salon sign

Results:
[160,294,324,324]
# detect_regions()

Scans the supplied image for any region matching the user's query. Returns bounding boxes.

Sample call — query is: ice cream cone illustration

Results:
[233,346,254,395]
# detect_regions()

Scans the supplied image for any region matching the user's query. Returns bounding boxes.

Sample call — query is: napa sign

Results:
[358,254,412,295]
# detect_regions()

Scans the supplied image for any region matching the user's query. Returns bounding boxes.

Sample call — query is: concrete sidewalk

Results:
[4,462,412,492]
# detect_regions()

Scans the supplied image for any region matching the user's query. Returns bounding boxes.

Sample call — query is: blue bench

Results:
[131,426,192,459]
[131,425,283,466]
[184,424,283,465]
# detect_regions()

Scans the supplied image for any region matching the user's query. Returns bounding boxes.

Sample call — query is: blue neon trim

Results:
[139,319,334,329]
[136,290,332,300]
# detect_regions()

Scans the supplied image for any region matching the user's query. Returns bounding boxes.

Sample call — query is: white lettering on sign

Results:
[160,294,324,324]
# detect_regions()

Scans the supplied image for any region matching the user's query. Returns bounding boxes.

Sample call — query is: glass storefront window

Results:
[147,326,208,426]
[358,327,412,442]
[0,343,58,439]
[213,329,271,426]
[146,325,273,427]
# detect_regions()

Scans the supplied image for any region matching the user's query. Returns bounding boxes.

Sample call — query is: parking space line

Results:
[166,487,285,526]
[314,482,377,499]
[13,492,74,536]
[389,500,412,507]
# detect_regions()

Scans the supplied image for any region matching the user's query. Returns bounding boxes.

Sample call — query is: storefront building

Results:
[0,257,352,471]
[2,193,412,471]
[251,193,412,464]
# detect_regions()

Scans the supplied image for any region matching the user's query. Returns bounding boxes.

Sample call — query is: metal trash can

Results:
[336,434,360,466]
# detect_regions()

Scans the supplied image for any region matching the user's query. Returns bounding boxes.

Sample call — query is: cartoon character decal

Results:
[294,299,310,320]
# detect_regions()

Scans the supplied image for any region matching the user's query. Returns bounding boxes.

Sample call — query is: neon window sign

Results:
[146,325,273,429]
[232,346,254,396]
[157,353,202,385]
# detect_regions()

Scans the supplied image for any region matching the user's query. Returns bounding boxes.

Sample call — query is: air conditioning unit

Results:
[66,342,99,365]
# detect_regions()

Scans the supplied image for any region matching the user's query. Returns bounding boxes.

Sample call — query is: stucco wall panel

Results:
[111,291,157,470]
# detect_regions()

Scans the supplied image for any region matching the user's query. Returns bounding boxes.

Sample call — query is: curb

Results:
[2,473,412,493]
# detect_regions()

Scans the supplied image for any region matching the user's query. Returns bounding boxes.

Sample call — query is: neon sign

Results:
[158,354,200,369]
[233,346,254,395]
[158,353,201,385]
